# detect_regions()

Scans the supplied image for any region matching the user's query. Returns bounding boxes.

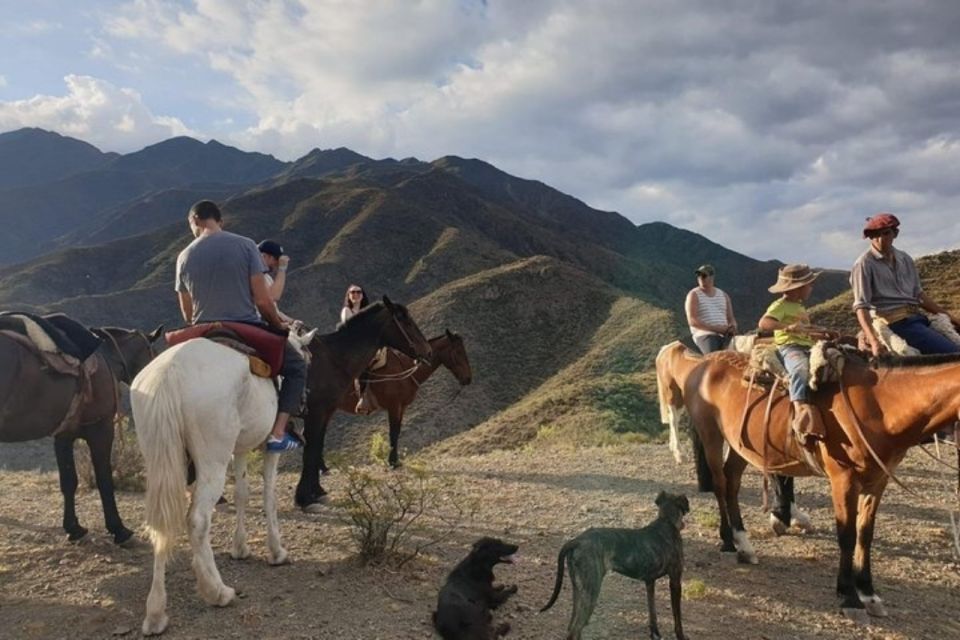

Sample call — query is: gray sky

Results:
[2,0,959,268]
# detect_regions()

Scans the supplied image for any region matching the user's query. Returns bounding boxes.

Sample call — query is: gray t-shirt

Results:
[175,231,265,324]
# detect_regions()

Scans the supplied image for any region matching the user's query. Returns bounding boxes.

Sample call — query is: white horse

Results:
[132,326,316,636]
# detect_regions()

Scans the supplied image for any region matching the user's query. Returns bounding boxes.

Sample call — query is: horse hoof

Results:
[66,527,89,543]
[113,527,135,546]
[841,607,871,625]
[216,585,236,607]
[859,594,888,617]
[269,549,290,566]
[790,507,815,533]
[301,500,327,514]
[231,545,251,560]
[142,613,169,636]
[736,550,759,565]
[769,514,788,536]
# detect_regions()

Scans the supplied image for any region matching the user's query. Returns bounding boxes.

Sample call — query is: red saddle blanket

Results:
[165,322,287,377]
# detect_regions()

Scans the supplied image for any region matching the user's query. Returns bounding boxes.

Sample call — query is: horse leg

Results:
[143,543,170,635]
[262,451,288,565]
[827,468,867,621]
[388,407,405,469]
[189,460,235,607]
[53,436,87,542]
[296,409,331,511]
[770,475,793,535]
[231,453,250,560]
[855,483,889,617]
[84,421,134,544]
[691,410,735,551]
[723,451,758,565]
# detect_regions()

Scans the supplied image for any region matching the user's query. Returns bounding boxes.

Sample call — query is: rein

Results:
[390,313,425,364]
[364,363,422,385]
[837,374,921,499]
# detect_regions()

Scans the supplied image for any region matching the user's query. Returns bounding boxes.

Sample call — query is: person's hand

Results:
[727,323,738,335]
[867,334,887,357]
[278,255,290,269]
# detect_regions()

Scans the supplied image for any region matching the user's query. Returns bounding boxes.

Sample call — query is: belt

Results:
[877,305,920,324]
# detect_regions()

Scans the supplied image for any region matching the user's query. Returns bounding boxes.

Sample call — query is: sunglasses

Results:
[348,290,363,294]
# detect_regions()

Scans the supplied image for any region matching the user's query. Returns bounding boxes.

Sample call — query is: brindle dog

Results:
[541,492,690,640]
[433,537,518,640]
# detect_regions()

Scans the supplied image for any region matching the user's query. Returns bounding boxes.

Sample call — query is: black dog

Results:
[433,537,519,640]
[541,491,690,640]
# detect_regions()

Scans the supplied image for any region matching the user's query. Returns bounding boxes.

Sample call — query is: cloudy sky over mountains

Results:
[2,0,959,268]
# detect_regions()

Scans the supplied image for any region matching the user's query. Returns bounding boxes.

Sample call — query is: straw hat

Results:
[768,263,820,293]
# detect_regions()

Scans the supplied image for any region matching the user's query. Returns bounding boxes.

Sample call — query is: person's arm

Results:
[724,292,737,334]
[177,290,194,325]
[268,256,289,302]
[251,274,286,330]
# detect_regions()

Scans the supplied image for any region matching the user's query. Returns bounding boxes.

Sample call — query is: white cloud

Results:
[88,1,960,265]
[0,75,197,152]
[0,75,7,89]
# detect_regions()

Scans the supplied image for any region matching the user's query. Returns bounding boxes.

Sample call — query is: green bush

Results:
[335,441,476,566]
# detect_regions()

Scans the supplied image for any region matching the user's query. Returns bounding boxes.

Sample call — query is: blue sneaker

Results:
[266,432,302,452]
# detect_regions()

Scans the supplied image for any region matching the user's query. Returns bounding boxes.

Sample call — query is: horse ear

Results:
[655,490,666,507]
[445,328,454,339]
[382,295,394,310]
[148,325,164,343]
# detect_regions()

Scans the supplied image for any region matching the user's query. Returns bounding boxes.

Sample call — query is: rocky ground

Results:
[1,440,959,639]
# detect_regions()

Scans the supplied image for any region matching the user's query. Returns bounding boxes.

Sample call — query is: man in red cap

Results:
[850,213,960,356]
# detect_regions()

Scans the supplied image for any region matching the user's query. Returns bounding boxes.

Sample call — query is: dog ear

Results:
[655,490,666,507]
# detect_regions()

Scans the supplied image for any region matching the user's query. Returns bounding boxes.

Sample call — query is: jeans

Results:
[694,333,730,355]
[889,314,960,355]
[778,344,811,403]
[278,341,307,415]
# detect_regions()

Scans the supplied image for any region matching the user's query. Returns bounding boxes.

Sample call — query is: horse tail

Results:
[540,541,576,612]
[690,426,713,492]
[132,359,187,560]
[656,342,685,464]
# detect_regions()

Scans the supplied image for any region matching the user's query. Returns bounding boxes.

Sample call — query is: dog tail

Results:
[540,541,574,612]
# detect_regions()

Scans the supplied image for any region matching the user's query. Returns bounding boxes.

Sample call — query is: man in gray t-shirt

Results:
[176,230,265,324]
[174,200,306,452]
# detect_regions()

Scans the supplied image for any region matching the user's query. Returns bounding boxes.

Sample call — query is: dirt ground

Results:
[1,440,959,640]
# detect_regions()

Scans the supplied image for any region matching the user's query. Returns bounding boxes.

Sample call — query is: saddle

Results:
[165,322,287,378]
[0,312,108,436]
[0,311,102,361]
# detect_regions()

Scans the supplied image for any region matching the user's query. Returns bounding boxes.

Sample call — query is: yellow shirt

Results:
[764,297,814,347]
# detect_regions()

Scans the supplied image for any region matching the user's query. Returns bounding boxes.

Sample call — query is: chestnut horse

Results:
[0,324,162,543]
[297,298,432,511]
[655,342,813,534]
[657,340,960,621]
[321,329,472,469]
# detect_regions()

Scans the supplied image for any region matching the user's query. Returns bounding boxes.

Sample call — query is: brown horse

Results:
[657,340,960,620]
[0,324,162,543]
[330,329,472,469]
[296,298,432,511]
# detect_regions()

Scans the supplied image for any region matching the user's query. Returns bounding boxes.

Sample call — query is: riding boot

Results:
[792,401,826,450]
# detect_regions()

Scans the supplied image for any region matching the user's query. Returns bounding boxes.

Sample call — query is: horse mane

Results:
[872,351,960,368]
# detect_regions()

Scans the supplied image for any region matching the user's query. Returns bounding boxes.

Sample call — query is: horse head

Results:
[439,329,472,385]
[287,322,318,363]
[381,295,432,361]
[94,324,164,384]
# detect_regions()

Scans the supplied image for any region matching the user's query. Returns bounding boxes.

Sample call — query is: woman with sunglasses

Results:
[340,284,376,413]
[851,213,960,356]
[340,284,370,326]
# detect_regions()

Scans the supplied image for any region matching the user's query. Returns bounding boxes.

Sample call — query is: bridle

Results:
[93,328,156,384]
[389,310,427,365]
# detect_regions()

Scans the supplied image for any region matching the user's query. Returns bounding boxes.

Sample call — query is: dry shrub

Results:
[336,435,476,566]
[75,415,145,492]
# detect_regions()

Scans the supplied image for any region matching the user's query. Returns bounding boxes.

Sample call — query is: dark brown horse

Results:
[0,324,162,543]
[330,329,472,469]
[657,340,960,621]
[296,298,431,511]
